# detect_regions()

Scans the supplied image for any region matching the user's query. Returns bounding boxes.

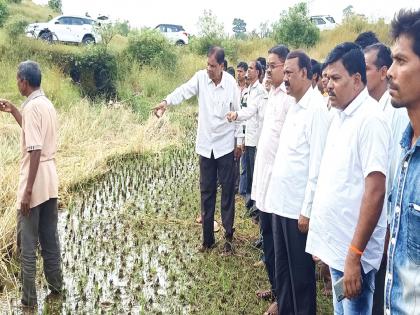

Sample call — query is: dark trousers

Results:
[272,215,316,315]
[199,151,235,247]
[17,198,63,306]
[245,146,256,195]
[372,254,387,315]
[260,211,275,294]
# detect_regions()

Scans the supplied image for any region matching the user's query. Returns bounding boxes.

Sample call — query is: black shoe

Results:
[198,243,215,253]
[221,241,234,256]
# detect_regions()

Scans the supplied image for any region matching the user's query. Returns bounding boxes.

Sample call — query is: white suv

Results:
[155,24,189,45]
[26,15,101,44]
[310,15,337,31]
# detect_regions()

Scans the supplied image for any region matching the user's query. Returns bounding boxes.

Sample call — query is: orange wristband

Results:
[349,245,363,256]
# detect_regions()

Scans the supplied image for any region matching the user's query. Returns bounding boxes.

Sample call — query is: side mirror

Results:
[55,21,60,24]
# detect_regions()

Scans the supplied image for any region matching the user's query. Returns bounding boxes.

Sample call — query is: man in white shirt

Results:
[227,45,294,314]
[153,46,243,254]
[306,42,392,314]
[265,50,331,315]
[364,42,409,315]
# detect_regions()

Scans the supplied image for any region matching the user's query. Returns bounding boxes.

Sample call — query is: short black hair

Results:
[257,57,267,70]
[208,46,225,65]
[286,50,313,79]
[324,42,367,85]
[354,31,380,49]
[311,59,322,77]
[251,60,264,78]
[268,44,290,62]
[17,60,42,88]
[364,43,393,69]
[237,61,248,71]
[226,66,235,78]
[320,62,327,73]
[391,9,420,58]
[223,59,228,70]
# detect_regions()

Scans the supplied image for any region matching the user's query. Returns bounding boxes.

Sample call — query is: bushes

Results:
[4,15,28,41]
[272,2,320,49]
[0,0,9,27]
[126,29,177,71]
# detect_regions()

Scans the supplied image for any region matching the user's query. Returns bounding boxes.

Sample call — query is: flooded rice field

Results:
[3,145,207,314]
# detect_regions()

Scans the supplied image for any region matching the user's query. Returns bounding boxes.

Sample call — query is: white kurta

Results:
[251,84,295,213]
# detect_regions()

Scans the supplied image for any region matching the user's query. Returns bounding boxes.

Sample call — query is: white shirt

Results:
[379,91,409,197]
[237,80,268,147]
[306,88,392,273]
[165,70,243,159]
[251,84,295,213]
[265,86,331,219]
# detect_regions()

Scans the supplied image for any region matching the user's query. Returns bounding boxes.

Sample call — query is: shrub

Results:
[272,2,320,49]
[125,29,177,71]
[0,0,9,27]
[4,15,28,42]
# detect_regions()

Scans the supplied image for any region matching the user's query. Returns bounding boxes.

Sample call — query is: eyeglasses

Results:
[266,63,284,70]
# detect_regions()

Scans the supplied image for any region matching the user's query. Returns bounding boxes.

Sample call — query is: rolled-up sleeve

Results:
[23,105,43,152]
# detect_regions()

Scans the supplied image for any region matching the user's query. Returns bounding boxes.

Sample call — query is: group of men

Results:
[154,8,419,315]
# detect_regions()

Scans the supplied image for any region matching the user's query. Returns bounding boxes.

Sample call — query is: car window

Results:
[71,18,84,25]
[326,16,335,23]
[159,25,166,32]
[83,18,95,25]
[314,18,326,25]
[167,26,176,33]
[57,17,72,25]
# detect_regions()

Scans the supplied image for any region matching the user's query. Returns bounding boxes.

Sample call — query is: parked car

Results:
[25,15,101,44]
[155,24,189,45]
[310,15,337,31]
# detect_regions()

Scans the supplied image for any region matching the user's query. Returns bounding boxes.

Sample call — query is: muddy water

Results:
[3,145,203,314]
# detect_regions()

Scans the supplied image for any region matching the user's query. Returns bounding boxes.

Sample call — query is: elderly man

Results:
[306,42,392,314]
[153,46,243,254]
[385,8,420,315]
[0,61,63,308]
[265,50,331,315]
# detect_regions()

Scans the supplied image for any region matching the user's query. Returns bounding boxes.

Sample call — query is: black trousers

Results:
[245,146,256,195]
[260,211,276,294]
[199,151,235,247]
[372,254,387,315]
[272,214,316,315]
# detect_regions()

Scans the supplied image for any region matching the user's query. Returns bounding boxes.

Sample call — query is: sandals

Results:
[263,302,278,315]
[256,289,273,301]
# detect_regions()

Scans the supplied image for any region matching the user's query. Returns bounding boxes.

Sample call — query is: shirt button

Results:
[395,206,401,213]
[403,161,408,168]
[391,238,396,245]
[386,309,390,315]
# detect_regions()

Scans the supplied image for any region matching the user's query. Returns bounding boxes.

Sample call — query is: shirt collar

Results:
[340,87,369,118]
[296,85,314,109]
[271,83,287,96]
[207,71,226,88]
[22,89,44,109]
[400,123,420,150]
[378,90,391,111]
[249,80,260,90]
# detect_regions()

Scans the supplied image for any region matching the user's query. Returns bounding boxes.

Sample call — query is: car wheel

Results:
[175,40,185,46]
[82,35,95,45]
[39,31,53,43]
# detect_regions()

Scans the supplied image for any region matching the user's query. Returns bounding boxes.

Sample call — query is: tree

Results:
[258,21,271,38]
[272,2,320,48]
[196,9,224,38]
[48,0,62,13]
[232,18,246,38]
[0,0,9,27]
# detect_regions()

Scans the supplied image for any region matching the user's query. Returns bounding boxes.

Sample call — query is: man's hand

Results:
[343,251,362,299]
[21,189,32,216]
[226,111,238,122]
[152,101,168,118]
[298,214,310,233]
[234,145,243,161]
[0,99,15,113]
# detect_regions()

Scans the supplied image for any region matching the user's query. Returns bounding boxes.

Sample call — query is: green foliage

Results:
[272,2,320,49]
[47,0,61,13]
[232,18,246,38]
[4,14,28,41]
[0,0,9,27]
[72,46,118,99]
[125,29,177,71]
[114,20,130,37]
[6,0,21,3]
[197,9,224,38]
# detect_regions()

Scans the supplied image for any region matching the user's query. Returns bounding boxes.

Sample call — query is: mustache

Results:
[388,80,399,91]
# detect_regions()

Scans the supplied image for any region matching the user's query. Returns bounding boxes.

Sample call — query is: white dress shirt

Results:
[251,84,295,213]
[265,86,331,219]
[379,91,409,197]
[236,80,268,147]
[165,70,243,159]
[306,88,392,273]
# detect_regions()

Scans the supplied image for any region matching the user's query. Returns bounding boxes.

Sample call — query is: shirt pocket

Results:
[407,202,420,265]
